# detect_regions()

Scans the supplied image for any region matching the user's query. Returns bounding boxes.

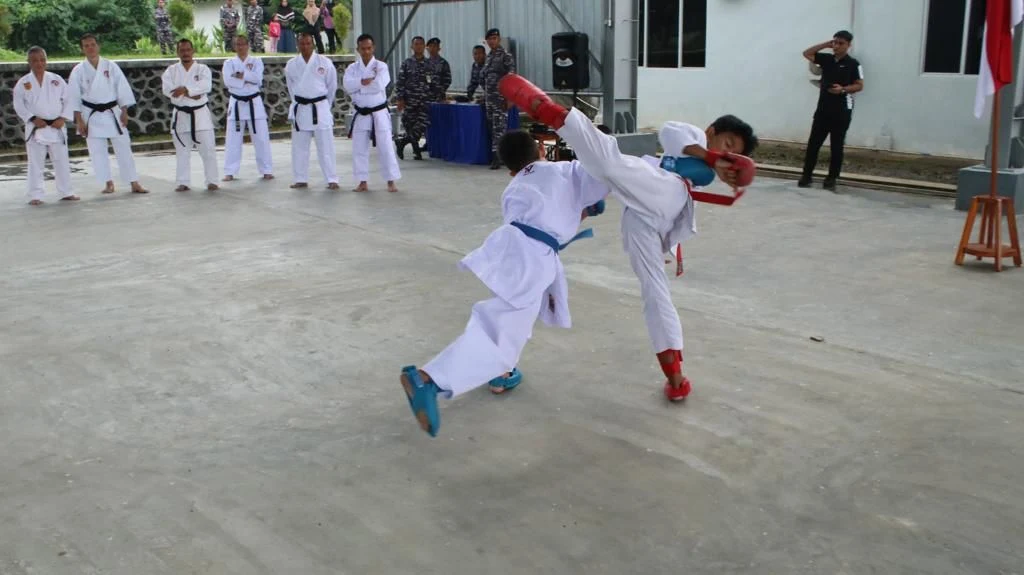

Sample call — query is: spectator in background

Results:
[245,0,265,53]
[268,15,281,53]
[220,0,241,52]
[426,37,451,102]
[274,0,297,54]
[302,0,325,54]
[155,0,174,55]
[466,44,485,101]
[321,0,337,54]
[482,28,515,169]
[798,30,864,191]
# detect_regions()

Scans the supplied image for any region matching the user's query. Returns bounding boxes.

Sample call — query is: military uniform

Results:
[396,54,431,160]
[483,28,516,169]
[466,61,484,100]
[428,56,452,102]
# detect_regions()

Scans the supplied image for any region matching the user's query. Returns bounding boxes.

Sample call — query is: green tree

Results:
[331,2,350,46]
[168,0,194,33]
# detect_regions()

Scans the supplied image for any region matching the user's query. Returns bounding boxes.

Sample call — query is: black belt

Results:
[172,103,208,148]
[26,116,66,145]
[292,95,327,132]
[82,99,122,135]
[346,102,388,147]
[229,92,264,133]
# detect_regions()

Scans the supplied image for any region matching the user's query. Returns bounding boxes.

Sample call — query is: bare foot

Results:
[131,182,149,194]
[28,199,43,206]
[387,181,398,193]
[327,182,340,190]
[290,182,308,188]
[262,174,275,180]
[207,184,219,191]
[353,182,369,193]
[102,182,115,194]
[175,185,190,192]
[222,175,234,182]
[60,195,80,201]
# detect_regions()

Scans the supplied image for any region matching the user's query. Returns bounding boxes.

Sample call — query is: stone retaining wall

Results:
[0,55,356,149]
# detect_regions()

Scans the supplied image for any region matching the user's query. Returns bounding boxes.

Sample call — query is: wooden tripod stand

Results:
[954,88,1023,271]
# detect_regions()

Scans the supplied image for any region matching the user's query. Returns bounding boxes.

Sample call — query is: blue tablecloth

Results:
[426,103,520,165]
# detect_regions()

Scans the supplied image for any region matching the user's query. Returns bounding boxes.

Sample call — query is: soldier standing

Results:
[466,45,486,101]
[482,28,515,169]
[426,37,452,102]
[395,36,431,161]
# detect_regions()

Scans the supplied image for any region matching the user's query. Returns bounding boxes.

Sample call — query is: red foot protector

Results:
[659,349,692,401]
[498,74,568,129]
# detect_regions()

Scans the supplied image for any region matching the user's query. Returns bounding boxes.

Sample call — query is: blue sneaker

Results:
[399,366,440,437]
[488,367,523,394]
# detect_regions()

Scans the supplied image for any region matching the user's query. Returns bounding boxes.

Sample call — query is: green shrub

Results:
[168,0,194,33]
[331,2,350,45]
[180,27,214,54]
[134,36,161,55]
[0,4,12,46]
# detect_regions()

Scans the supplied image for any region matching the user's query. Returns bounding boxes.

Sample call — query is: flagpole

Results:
[990,86,1000,199]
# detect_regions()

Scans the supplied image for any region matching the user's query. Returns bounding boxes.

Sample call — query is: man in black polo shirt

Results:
[798,30,864,191]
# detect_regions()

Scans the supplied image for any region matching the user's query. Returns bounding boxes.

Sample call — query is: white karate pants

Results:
[622,208,684,353]
[558,107,686,353]
[292,129,337,184]
[26,139,73,201]
[351,111,400,184]
[423,294,544,398]
[224,119,273,177]
[87,134,138,185]
[172,130,218,186]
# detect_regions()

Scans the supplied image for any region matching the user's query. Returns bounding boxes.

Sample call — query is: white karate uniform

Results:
[342,56,400,184]
[557,108,702,353]
[285,53,338,184]
[12,71,75,202]
[68,57,139,186]
[223,55,273,177]
[161,61,218,186]
[423,160,609,398]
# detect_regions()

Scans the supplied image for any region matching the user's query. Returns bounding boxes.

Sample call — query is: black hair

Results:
[709,114,758,156]
[80,33,99,45]
[427,37,440,45]
[177,38,193,49]
[357,33,374,45]
[412,35,424,44]
[596,124,612,134]
[498,130,540,173]
[473,45,485,52]
[834,30,853,42]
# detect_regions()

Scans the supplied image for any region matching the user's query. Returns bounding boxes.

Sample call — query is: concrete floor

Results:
[1,139,1022,575]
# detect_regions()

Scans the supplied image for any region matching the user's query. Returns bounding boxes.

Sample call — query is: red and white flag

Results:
[975,0,1024,118]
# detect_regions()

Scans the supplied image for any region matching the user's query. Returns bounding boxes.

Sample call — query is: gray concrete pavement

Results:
[1,139,1022,574]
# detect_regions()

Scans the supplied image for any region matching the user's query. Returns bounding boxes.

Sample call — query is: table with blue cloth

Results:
[426,103,520,165]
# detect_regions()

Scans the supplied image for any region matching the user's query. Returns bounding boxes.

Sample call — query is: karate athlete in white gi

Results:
[342,33,400,193]
[500,73,758,403]
[13,46,79,206]
[222,34,273,181]
[161,38,219,191]
[285,32,339,189]
[398,130,610,437]
[69,34,148,195]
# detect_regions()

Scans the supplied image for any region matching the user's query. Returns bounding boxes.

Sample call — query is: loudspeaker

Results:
[551,32,589,91]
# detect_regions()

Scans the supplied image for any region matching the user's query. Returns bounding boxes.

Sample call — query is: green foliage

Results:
[331,2,350,44]
[0,4,12,46]
[0,0,154,54]
[168,0,194,33]
[180,27,214,54]
[134,36,161,55]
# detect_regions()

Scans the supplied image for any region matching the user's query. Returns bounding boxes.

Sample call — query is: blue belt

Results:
[510,222,593,252]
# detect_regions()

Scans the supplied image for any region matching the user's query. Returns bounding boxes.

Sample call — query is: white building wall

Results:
[637,0,989,159]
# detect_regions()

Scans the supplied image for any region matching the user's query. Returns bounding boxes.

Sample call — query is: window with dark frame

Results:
[923,0,988,74]
[638,0,706,69]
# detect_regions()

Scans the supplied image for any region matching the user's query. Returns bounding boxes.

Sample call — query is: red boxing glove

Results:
[703,150,756,188]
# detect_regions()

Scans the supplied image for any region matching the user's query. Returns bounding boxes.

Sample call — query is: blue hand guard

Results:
[585,199,606,217]
[660,155,716,187]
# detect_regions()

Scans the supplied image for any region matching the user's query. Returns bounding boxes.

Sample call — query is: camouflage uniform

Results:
[466,61,484,100]
[396,55,431,160]
[155,6,173,54]
[245,4,265,53]
[220,3,241,52]
[427,56,452,102]
[483,42,516,167]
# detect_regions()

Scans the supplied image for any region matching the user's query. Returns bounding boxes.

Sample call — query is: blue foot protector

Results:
[488,367,523,394]
[585,199,606,217]
[400,365,441,437]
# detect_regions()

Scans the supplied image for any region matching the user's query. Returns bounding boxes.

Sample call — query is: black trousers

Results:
[324,28,337,53]
[801,108,853,180]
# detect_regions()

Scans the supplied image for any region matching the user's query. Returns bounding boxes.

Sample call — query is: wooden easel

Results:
[955,87,1023,271]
